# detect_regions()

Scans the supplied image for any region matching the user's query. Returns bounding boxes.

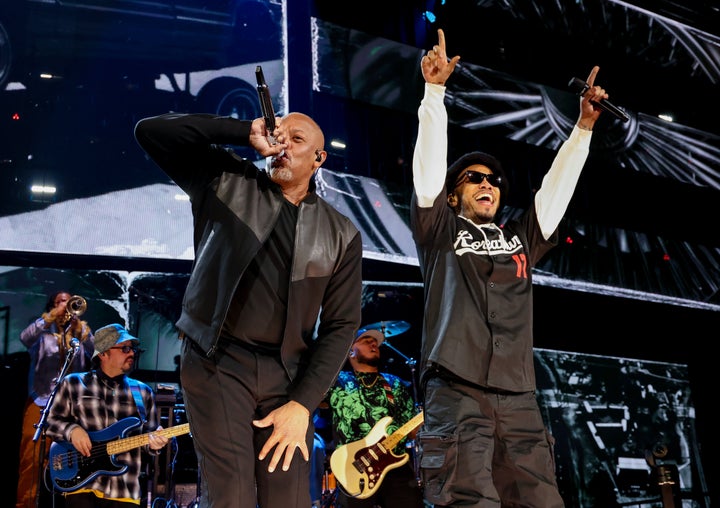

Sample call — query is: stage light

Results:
[423,0,445,23]
[30,185,56,195]
[30,184,57,203]
[330,140,346,150]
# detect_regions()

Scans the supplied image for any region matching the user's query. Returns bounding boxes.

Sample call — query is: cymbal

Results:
[360,320,410,338]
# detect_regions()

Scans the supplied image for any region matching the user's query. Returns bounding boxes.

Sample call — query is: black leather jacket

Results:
[134,113,363,412]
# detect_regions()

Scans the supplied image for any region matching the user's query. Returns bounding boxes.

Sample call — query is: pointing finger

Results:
[586,65,599,87]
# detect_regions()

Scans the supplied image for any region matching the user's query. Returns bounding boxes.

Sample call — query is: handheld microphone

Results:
[70,337,80,352]
[568,77,629,123]
[256,66,278,145]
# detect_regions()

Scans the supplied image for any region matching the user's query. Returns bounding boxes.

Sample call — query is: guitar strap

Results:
[379,375,395,406]
[127,378,147,423]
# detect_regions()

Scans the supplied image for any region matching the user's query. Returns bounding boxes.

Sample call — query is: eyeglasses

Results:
[108,345,138,354]
[455,171,503,188]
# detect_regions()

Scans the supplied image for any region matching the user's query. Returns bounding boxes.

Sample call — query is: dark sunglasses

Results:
[455,170,503,188]
[108,345,138,354]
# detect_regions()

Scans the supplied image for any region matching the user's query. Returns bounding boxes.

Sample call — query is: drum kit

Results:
[360,319,411,338]
[313,320,421,508]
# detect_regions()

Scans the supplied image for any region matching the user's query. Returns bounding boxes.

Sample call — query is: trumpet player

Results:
[15,291,95,508]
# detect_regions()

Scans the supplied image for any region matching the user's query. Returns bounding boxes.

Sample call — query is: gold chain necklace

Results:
[355,372,379,389]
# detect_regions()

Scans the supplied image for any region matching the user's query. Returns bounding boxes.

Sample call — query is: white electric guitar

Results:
[330,411,423,499]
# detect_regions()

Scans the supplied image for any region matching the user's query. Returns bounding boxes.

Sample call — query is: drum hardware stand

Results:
[319,465,339,508]
[381,336,423,490]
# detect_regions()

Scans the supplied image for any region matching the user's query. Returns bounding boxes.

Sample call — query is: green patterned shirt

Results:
[328,370,417,454]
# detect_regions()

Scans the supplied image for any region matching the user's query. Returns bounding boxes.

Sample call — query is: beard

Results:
[268,166,292,182]
[464,207,495,225]
[365,357,381,368]
[267,154,293,183]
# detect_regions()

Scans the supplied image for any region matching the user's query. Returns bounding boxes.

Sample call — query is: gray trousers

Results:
[418,376,564,508]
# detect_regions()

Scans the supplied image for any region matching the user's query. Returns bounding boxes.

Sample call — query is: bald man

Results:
[135,108,363,508]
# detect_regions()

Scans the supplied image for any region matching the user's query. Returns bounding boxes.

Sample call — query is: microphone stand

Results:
[32,329,79,507]
[381,338,423,489]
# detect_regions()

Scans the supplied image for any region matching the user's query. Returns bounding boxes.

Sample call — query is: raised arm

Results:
[412,29,461,207]
[534,65,610,238]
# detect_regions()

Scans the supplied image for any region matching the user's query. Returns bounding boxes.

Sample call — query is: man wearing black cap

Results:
[44,324,170,507]
[410,30,611,507]
[326,327,424,508]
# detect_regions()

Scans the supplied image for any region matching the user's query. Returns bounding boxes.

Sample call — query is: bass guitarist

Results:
[44,323,170,506]
[327,328,424,508]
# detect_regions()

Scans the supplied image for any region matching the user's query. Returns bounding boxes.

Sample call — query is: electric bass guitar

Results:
[47,416,190,492]
[330,411,423,499]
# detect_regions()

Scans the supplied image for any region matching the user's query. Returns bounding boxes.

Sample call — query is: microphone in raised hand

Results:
[256,65,278,145]
[568,76,629,123]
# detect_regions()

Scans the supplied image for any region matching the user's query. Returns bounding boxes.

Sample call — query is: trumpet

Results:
[65,295,87,322]
[57,295,88,347]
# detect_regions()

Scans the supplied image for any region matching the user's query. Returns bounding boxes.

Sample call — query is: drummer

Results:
[325,326,424,508]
